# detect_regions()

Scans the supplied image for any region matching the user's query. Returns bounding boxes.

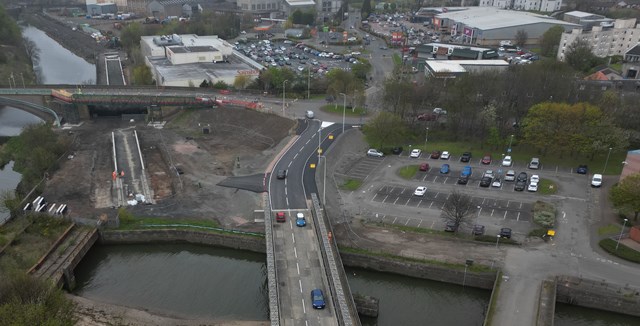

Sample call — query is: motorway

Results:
[268,119,345,326]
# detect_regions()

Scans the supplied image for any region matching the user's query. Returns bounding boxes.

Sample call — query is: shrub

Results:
[533,200,555,228]
[599,238,640,263]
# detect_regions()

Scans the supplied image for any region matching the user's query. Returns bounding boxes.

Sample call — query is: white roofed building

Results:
[479,0,562,12]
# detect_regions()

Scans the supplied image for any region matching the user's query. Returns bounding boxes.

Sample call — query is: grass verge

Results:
[528,228,548,238]
[598,224,622,236]
[398,165,418,179]
[319,104,367,116]
[538,179,557,195]
[341,179,363,190]
[392,53,402,65]
[532,200,556,228]
[475,234,520,246]
[599,238,640,263]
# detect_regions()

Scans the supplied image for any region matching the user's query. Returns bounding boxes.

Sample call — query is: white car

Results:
[505,170,516,181]
[527,182,538,192]
[483,170,494,179]
[530,174,540,184]
[414,186,427,196]
[591,174,603,187]
[492,178,502,188]
[440,151,450,160]
[410,149,422,158]
[502,155,513,167]
[367,149,384,157]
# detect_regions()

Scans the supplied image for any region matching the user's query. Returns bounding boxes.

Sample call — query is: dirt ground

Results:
[44,107,295,230]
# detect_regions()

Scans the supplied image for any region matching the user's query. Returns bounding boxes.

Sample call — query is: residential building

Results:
[479,0,563,12]
[563,11,614,30]
[622,44,640,78]
[557,18,640,61]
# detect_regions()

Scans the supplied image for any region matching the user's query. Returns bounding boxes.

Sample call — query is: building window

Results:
[251,4,255,10]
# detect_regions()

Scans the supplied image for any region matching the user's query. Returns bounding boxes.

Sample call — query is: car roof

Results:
[593,174,603,178]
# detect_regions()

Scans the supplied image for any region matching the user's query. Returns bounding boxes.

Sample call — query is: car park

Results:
[505,170,516,181]
[419,163,430,171]
[296,213,306,227]
[481,154,492,164]
[527,182,538,192]
[492,177,502,187]
[530,174,540,184]
[367,149,384,157]
[414,186,427,196]
[276,169,287,179]
[440,164,450,174]
[499,228,512,239]
[502,156,513,167]
[311,289,326,309]
[515,180,526,191]
[430,150,441,159]
[275,211,286,222]
[410,149,422,158]
[591,174,603,187]
[529,157,540,169]
[480,176,492,187]
[473,224,485,235]
[440,151,450,159]
[460,152,472,162]
[576,165,588,174]
[444,220,458,232]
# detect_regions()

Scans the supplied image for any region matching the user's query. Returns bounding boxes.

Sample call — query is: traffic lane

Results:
[303,123,345,202]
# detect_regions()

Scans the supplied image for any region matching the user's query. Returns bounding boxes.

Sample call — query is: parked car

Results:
[311,289,326,309]
[460,152,472,162]
[440,164,450,174]
[444,220,458,232]
[410,149,422,158]
[499,228,512,239]
[473,224,485,236]
[392,147,403,155]
[367,149,384,157]
[576,165,588,174]
[505,170,516,181]
[276,169,287,179]
[440,151,450,159]
[480,176,492,187]
[517,172,528,183]
[591,174,603,187]
[530,174,540,184]
[457,176,469,185]
[275,211,286,222]
[483,170,495,179]
[514,180,526,191]
[481,154,492,164]
[529,157,540,169]
[502,155,513,167]
[461,166,472,177]
[527,182,538,192]
[430,150,441,159]
[414,186,428,196]
[419,163,430,171]
[492,177,502,187]
[296,213,306,226]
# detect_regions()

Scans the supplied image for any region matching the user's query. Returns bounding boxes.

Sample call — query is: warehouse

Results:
[424,59,509,78]
[87,3,118,15]
[434,7,579,46]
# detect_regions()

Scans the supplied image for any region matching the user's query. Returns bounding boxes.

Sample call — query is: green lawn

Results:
[538,179,557,195]
[392,53,402,66]
[341,179,363,190]
[319,104,367,116]
[398,165,419,179]
[598,224,623,236]
[118,216,220,230]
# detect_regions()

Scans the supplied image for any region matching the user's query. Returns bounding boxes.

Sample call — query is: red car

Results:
[275,211,286,222]
[430,151,441,159]
[481,154,492,165]
[419,163,430,171]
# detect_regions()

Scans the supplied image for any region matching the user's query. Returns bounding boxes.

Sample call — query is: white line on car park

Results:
[429,202,434,209]
[434,192,439,198]
[392,217,397,224]
[517,212,521,221]
[519,202,523,209]
[491,209,495,216]
[393,197,399,204]
[443,177,448,184]
[430,221,435,228]
[504,211,508,219]
[417,220,422,227]
[371,193,378,202]
[404,198,411,205]
[405,219,410,226]
[433,176,438,182]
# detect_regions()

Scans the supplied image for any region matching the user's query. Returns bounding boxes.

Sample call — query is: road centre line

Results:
[299,280,303,293]
[291,233,295,244]
[294,247,297,258]
[302,300,306,314]
[517,212,521,221]
[296,262,300,275]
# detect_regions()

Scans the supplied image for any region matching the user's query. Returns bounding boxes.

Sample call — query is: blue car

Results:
[440,164,450,174]
[461,165,472,177]
[296,213,306,227]
[311,289,326,309]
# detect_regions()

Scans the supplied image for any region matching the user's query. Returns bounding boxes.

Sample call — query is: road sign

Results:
[310,163,316,169]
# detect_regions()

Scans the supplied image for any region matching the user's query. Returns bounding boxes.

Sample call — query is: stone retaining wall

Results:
[536,279,557,326]
[555,275,640,317]
[340,252,497,290]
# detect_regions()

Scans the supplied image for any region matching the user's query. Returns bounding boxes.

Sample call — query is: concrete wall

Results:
[99,229,266,253]
[537,279,557,326]
[555,275,640,317]
[340,252,497,290]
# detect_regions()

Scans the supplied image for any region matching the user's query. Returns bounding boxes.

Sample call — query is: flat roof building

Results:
[424,59,509,78]
[557,18,640,61]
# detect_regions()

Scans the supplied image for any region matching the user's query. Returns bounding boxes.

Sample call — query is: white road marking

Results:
[443,177,448,184]
[288,161,292,167]
[430,220,435,228]
[371,193,379,202]
[507,200,511,207]
[429,202,433,209]
[519,202,523,209]
[433,176,438,183]
[294,247,298,258]
[404,198,411,205]
[405,219,410,226]
[291,233,295,244]
[392,217,398,224]
[289,220,293,229]
[504,211,508,219]
[482,198,486,205]
[299,280,303,293]
[491,209,495,216]
[418,199,423,207]
[296,262,300,274]
[383,195,389,202]
[478,207,482,216]
[434,192,439,198]
[393,197,399,204]
[286,197,289,206]
[517,212,521,221]
[294,153,299,159]
[302,300,306,314]
[417,220,422,227]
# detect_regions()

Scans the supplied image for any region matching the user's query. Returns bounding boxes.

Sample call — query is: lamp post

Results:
[495,235,501,249]
[307,66,311,99]
[603,147,613,174]
[282,80,289,116]
[616,218,628,251]
[424,127,429,150]
[507,134,514,154]
[340,92,346,134]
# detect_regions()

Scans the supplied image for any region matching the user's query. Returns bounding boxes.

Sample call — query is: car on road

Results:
[483,170,495,179]
[410,149,422,158]
[473,224,485,235]
[527,182,538,192]
[530,174,540,184]
[481,154,492,164]
[517,172,528,183]
[499,228,512,239]
[275,211,286,222]
[576,165,588,174]
[276,169,287,179]
[444,220,458,232]
[480,176,492,187]
[457,176,469,185]
[460,152,472,162]
[440,164,450,174]
[296,213,306,227]
[414,186,427,196]
[419,163,430,171]
[492,177,502,187]
[367,149,384,157]
[502,155,513,167]
[591,174,603,187]
[505,170,516,181]
[528,157,540,169]
[430,150,441,159]
[440,151,450,160]
[311,289,326,309]
[392,147,403,155]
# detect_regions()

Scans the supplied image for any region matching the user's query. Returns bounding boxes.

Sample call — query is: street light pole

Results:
[282,80,289,116]
[495,235,501,249]
[424,127,429,150]
[307,66,311,99]
[508,134,514,153]
[616,218,628,251]
[603,147,613,174]
[340,92,346,134]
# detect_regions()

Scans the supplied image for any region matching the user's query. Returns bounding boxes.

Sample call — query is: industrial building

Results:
[434,7,579,46]
[414,43,499,60]
[424,59,510,78]
[140,34,264,87]
[87,2,118,15]
[479,0,563,12]
[557,18,640,61]
[562,11,614,30]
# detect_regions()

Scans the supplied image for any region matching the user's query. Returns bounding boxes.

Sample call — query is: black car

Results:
[444,220,458,232]
[499,228,512,239]
[276,169,287,179]
[473,224,485,236]
[460,152,472,162]
[576,165,588,174]
[480,176,492,187]
[391,147,403,155]
[516,172,528,183]
[514,180,526,191]
[457,176,469,185]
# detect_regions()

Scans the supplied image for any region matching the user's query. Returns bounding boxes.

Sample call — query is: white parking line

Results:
[504,211,508,219]
[404,198,411,205]
[417,199,423,207]
[371,193,378,202]
[392,217,398,224]
[491,209,495,216]
[478,207,483,216]
[517,212,521,221]
[433,176,438,183]
[429,202,434,209]
[430,220,435,228]
[519,202,523,209]
[443,177,448,184]
[507,200,511,207]
[405,218,410,226]
[434,192,439,199]
[294,153,298,159]
[417,220,422,227]
[422,173,428,182]
[393,197,399,205]
[288,161,292,167]
[482,198,486,205]
[383,195,389,202]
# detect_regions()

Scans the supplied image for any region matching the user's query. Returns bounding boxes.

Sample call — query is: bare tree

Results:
[441,191,477,232]
[515,29,528,47]
[23,38,40,66]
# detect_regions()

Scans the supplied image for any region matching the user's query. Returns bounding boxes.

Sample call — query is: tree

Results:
[132,64,153,85]
[361,0,372,19]
[515,29,528,47]
[213,80,230,89]
[610,173,640,220]
[120,22,144,52]
[233,75,251,89]
[0,5,22,46]
[565,38,604,72]
[441,191,477,232]
[199,79,209,88]
[540,26,564,57]
[362,112,408,148]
